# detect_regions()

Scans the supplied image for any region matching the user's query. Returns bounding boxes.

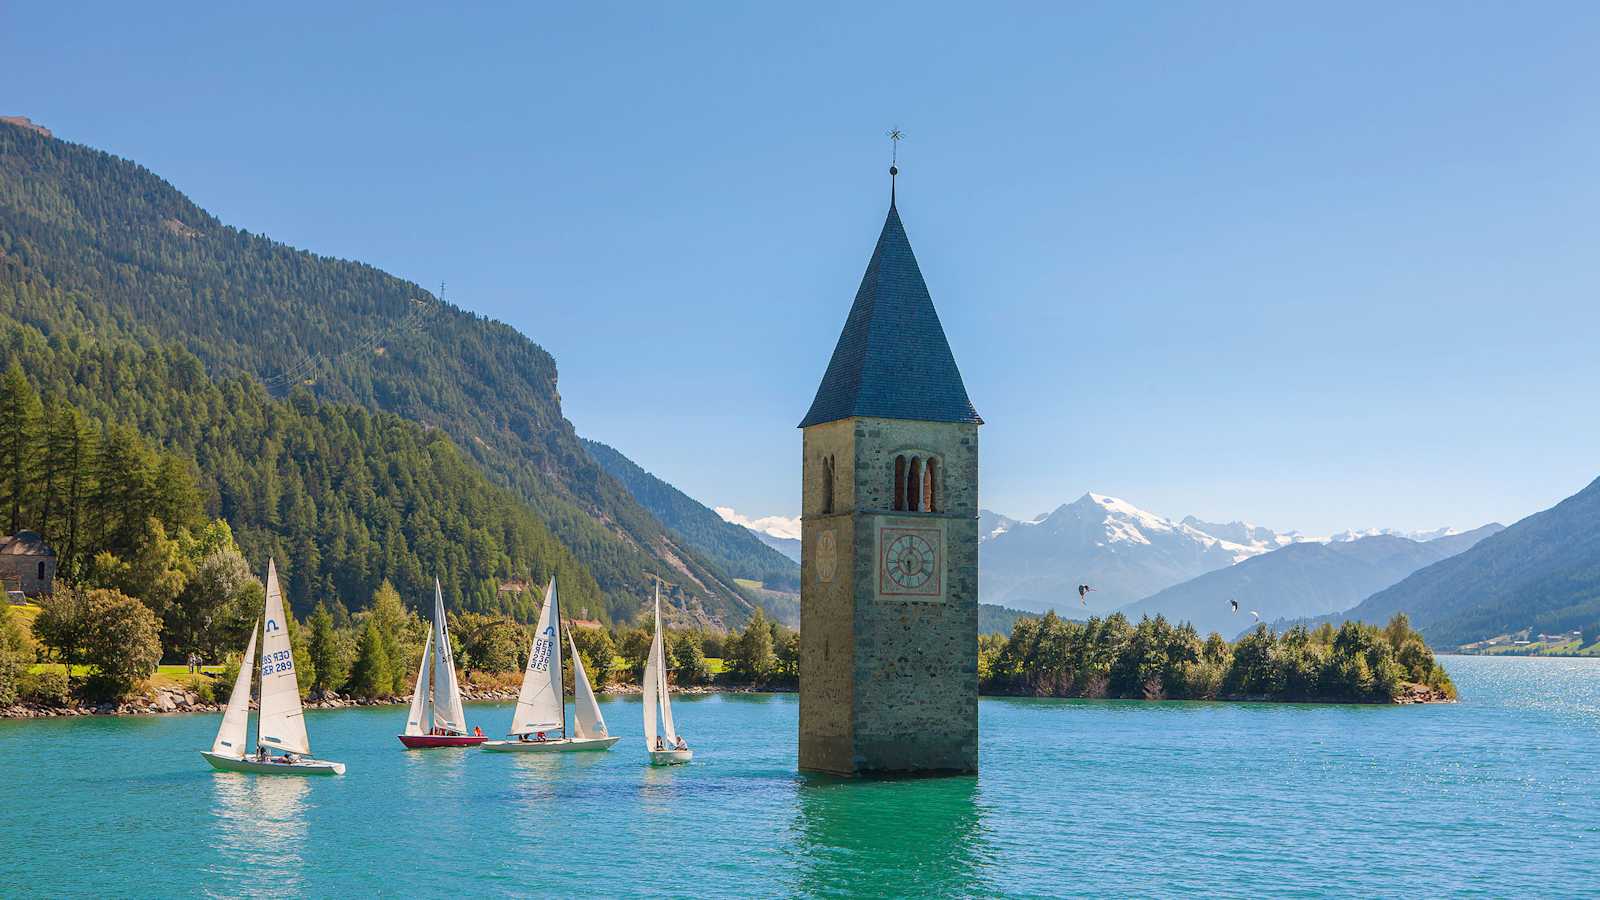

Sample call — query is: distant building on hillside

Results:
[0,531,56,597]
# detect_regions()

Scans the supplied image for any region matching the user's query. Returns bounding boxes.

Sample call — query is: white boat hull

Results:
[480,736,621,753]
[648,748,693,766]
[200,751,346,776]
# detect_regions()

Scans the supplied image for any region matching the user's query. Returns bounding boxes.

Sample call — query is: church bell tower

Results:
[798,169,981,775]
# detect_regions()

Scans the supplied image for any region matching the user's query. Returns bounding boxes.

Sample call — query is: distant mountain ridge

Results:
[715,508,802,563]
[750,531,802,564]
[981,491,1489,619]
[1126,524,1503,637]
[1314,476,1600,647]
[582,439,799,593]
[1178,517,1306,553]
[980,493,1261,614]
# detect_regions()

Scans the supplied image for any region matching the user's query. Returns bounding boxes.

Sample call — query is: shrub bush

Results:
[183,673,216,704]
[20,668,70,705]
[0,653,19,706]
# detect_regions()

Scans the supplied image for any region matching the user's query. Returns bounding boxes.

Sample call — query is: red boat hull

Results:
[397,734,489,749]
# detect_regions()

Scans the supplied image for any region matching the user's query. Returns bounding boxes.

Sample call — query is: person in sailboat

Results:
[655,736,665,751]
[674,735,688,751]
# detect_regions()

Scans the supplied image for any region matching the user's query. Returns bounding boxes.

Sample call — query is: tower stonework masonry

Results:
[798,190,981,776]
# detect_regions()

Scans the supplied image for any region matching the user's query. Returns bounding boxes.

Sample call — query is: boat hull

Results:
[200,751,346,776]
[648,748,694,766]
[397,734,489,749]
[480,736,621,753]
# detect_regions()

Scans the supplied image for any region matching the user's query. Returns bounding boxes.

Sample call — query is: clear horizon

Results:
[10,2,1600,534]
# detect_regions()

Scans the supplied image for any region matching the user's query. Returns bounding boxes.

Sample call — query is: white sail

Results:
[257,559,311,755]
[404,630,433,736]
[642,601,659,751]
[655,588,679,746]
[430,580,468,734]
[211,621,259,757]
[643,582,678,749]
[510,574,564,735]
[568,628,607,739]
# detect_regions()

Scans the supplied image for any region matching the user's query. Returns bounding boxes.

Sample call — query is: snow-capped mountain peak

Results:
[715,507,802,563]
[981,489,1478,620]
[1326,526,1462,543]
[1179,516,1309,553]
[980,492,1270,616]
[1048,493,1259,561]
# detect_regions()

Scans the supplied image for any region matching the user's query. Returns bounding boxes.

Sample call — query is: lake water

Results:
[2,655,1597,897]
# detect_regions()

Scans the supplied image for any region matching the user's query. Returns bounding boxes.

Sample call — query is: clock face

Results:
[816,529,837,582]
[879,526,942,598]
[885,534,935,589]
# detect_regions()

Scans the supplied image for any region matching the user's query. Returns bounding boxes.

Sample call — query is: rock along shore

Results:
[0,681,795,719]
[3,680,1444,719]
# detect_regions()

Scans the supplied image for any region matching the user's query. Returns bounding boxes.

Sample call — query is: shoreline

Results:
[1,680,1450,720]
[0,680,792,720]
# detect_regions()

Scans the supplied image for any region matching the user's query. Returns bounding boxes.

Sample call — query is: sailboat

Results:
[482,573,619,753]
[643,580,692,765]
[398,579,486,748]
[200,559,346,776]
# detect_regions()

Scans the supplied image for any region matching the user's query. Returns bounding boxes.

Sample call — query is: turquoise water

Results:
[2,655,1597,897]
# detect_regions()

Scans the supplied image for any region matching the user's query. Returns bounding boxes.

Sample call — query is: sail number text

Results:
[260,649,295,676]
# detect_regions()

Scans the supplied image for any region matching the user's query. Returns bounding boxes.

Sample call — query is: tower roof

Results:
[799,200,981,428]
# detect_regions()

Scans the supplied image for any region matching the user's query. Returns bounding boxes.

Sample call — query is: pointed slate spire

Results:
[799,196,981,428]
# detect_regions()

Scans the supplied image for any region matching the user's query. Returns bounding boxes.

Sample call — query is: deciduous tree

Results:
[82,588,162,697]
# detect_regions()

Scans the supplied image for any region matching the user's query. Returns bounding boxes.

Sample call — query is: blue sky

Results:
[9,2,1600,534]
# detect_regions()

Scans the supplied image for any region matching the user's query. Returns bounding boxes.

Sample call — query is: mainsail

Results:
[430,580,468,734]
[510,574,565,735]
[568,628,607,739]
[642,608,659,750]
[654,585,678,746]
[642,582,677,748]
[404,630,434,737]
[257,560,311,755]
[211,621,259,757]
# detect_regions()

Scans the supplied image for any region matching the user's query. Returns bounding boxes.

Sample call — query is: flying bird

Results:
[1230,598,1239,613]
[1250,610,1261,623]
[1077,584,1096,607]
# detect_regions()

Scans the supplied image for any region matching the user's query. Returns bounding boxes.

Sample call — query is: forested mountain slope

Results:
[0,328,600,620]
[1324,477,1600,647]
[582,439,799,592]
[0,120,753,626]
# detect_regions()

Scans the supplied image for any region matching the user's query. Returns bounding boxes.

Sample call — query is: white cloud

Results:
[715,506,802,540]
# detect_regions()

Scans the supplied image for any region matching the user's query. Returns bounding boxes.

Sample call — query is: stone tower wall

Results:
[799,419,858,773]
[800,416,978,775]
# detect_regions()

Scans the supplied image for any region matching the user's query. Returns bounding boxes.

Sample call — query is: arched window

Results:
[37,561,46,580]
[821,455,835,514]
[894,456,906,511]
[907,457,922,513]
[924,457,938,512]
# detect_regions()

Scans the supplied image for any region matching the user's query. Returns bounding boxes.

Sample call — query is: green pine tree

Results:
[307,603,344,693]
[349,619,393,699]
[0,362,42,534]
